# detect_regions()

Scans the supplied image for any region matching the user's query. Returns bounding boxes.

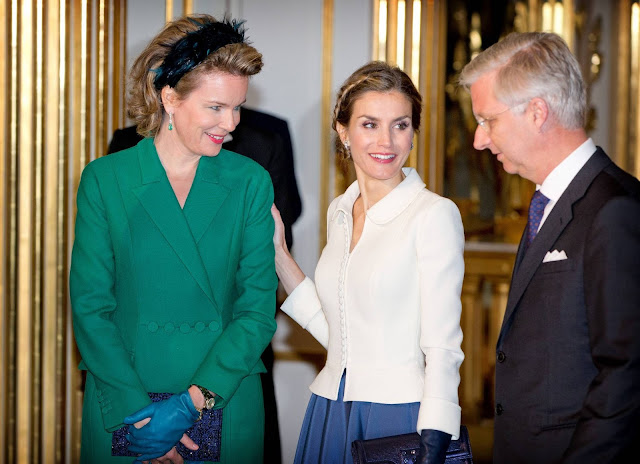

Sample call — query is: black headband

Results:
[154,17,246,90]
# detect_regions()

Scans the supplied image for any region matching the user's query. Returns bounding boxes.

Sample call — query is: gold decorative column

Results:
[321,1,447,250]
[460,273,483,423]
[613,0,640,177]
[0,1,128,461]
[372,0,447,192]
[319,0,334,251]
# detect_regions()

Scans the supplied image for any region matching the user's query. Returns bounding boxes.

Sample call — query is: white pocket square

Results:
[543,249,568,263]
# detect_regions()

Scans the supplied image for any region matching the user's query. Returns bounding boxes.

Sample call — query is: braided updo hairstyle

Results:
[332,61,422,161]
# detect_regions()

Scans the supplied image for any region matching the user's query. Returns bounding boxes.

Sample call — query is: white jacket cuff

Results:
[416,397,461,439]
[280,277,328,348]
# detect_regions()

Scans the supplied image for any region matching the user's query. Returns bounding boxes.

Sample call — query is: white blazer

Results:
[281,168,465,437]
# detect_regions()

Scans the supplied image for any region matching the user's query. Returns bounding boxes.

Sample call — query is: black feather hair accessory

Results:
[153,17,247,90]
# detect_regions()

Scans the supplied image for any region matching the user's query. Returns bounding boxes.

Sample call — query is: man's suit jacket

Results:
[108,107,302,248]
[493,148,640,464]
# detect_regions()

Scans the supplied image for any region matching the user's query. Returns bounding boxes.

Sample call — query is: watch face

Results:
[205,397,216,409]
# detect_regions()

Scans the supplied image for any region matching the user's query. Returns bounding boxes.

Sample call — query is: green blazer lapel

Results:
[183,154,231,243]
[132,140,218,309]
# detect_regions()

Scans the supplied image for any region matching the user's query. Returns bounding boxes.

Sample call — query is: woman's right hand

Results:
[129,422,198,464]
[271,204,288,253]
[130,420,197,464]
[270,203,305,295]
[133,417,151,429]
[136,444,194,464]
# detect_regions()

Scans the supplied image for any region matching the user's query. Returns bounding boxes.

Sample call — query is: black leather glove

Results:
[416,429,452,464]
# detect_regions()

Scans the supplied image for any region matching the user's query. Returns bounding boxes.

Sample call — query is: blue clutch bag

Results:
[111,392,223,462]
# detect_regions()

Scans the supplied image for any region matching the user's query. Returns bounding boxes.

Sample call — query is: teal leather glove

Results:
[416,429,452,464]
[123,390,200,461]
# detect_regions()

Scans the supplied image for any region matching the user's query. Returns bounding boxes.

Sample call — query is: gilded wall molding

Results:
[320,0,447,249]
[371,0,447,192]
[613,0,640,177]
[319,0,334,252]
[1,1,128,461]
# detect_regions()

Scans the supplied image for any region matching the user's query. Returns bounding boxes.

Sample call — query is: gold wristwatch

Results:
[191,384,216,419]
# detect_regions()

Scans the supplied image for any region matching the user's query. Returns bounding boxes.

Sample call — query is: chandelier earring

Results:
[168,112,174,131]
[343,140,351,158]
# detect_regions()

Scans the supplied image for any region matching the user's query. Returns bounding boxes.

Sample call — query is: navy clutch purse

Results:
[111,392,223,462]
[352,425,473,464]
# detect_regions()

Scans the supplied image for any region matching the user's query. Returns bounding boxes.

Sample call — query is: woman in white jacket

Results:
[272,61,465,464]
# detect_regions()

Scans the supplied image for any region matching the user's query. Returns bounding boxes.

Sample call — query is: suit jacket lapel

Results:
[131,140,218,308]
[183,153,230,243]
[511,227,528,277]
[499,149,612,342]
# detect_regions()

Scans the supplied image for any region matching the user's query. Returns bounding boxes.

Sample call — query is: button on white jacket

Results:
[281,168,465,438]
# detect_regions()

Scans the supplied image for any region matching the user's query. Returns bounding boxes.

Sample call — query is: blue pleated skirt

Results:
[294,373,420,464]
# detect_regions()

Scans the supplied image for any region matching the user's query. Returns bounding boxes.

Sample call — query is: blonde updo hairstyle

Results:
[332,61,422,161]
[127,14,263,137]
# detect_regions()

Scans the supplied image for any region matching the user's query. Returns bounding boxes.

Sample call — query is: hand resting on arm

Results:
[271,204,305,295]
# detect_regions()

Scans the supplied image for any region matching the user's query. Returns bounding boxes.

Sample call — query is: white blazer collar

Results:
[333,168,425,224]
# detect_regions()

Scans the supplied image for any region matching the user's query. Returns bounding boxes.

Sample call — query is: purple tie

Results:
[525,190,550,249]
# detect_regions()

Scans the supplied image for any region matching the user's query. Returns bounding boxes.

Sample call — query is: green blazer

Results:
[70,138,277,462]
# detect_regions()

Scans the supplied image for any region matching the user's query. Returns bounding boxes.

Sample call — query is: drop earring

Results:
[343,140,351,158]
[411,141,414,150]
[168,112,174,131]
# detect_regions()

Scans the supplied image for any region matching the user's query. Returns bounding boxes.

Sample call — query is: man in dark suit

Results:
[108,106,302,464]
[460,32,640,463]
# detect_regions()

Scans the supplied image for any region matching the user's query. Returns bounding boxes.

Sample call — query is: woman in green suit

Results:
[70,15,277,464]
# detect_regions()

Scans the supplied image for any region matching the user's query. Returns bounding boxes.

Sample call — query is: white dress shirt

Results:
[537,138,596,231]
[281,168,465,437]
